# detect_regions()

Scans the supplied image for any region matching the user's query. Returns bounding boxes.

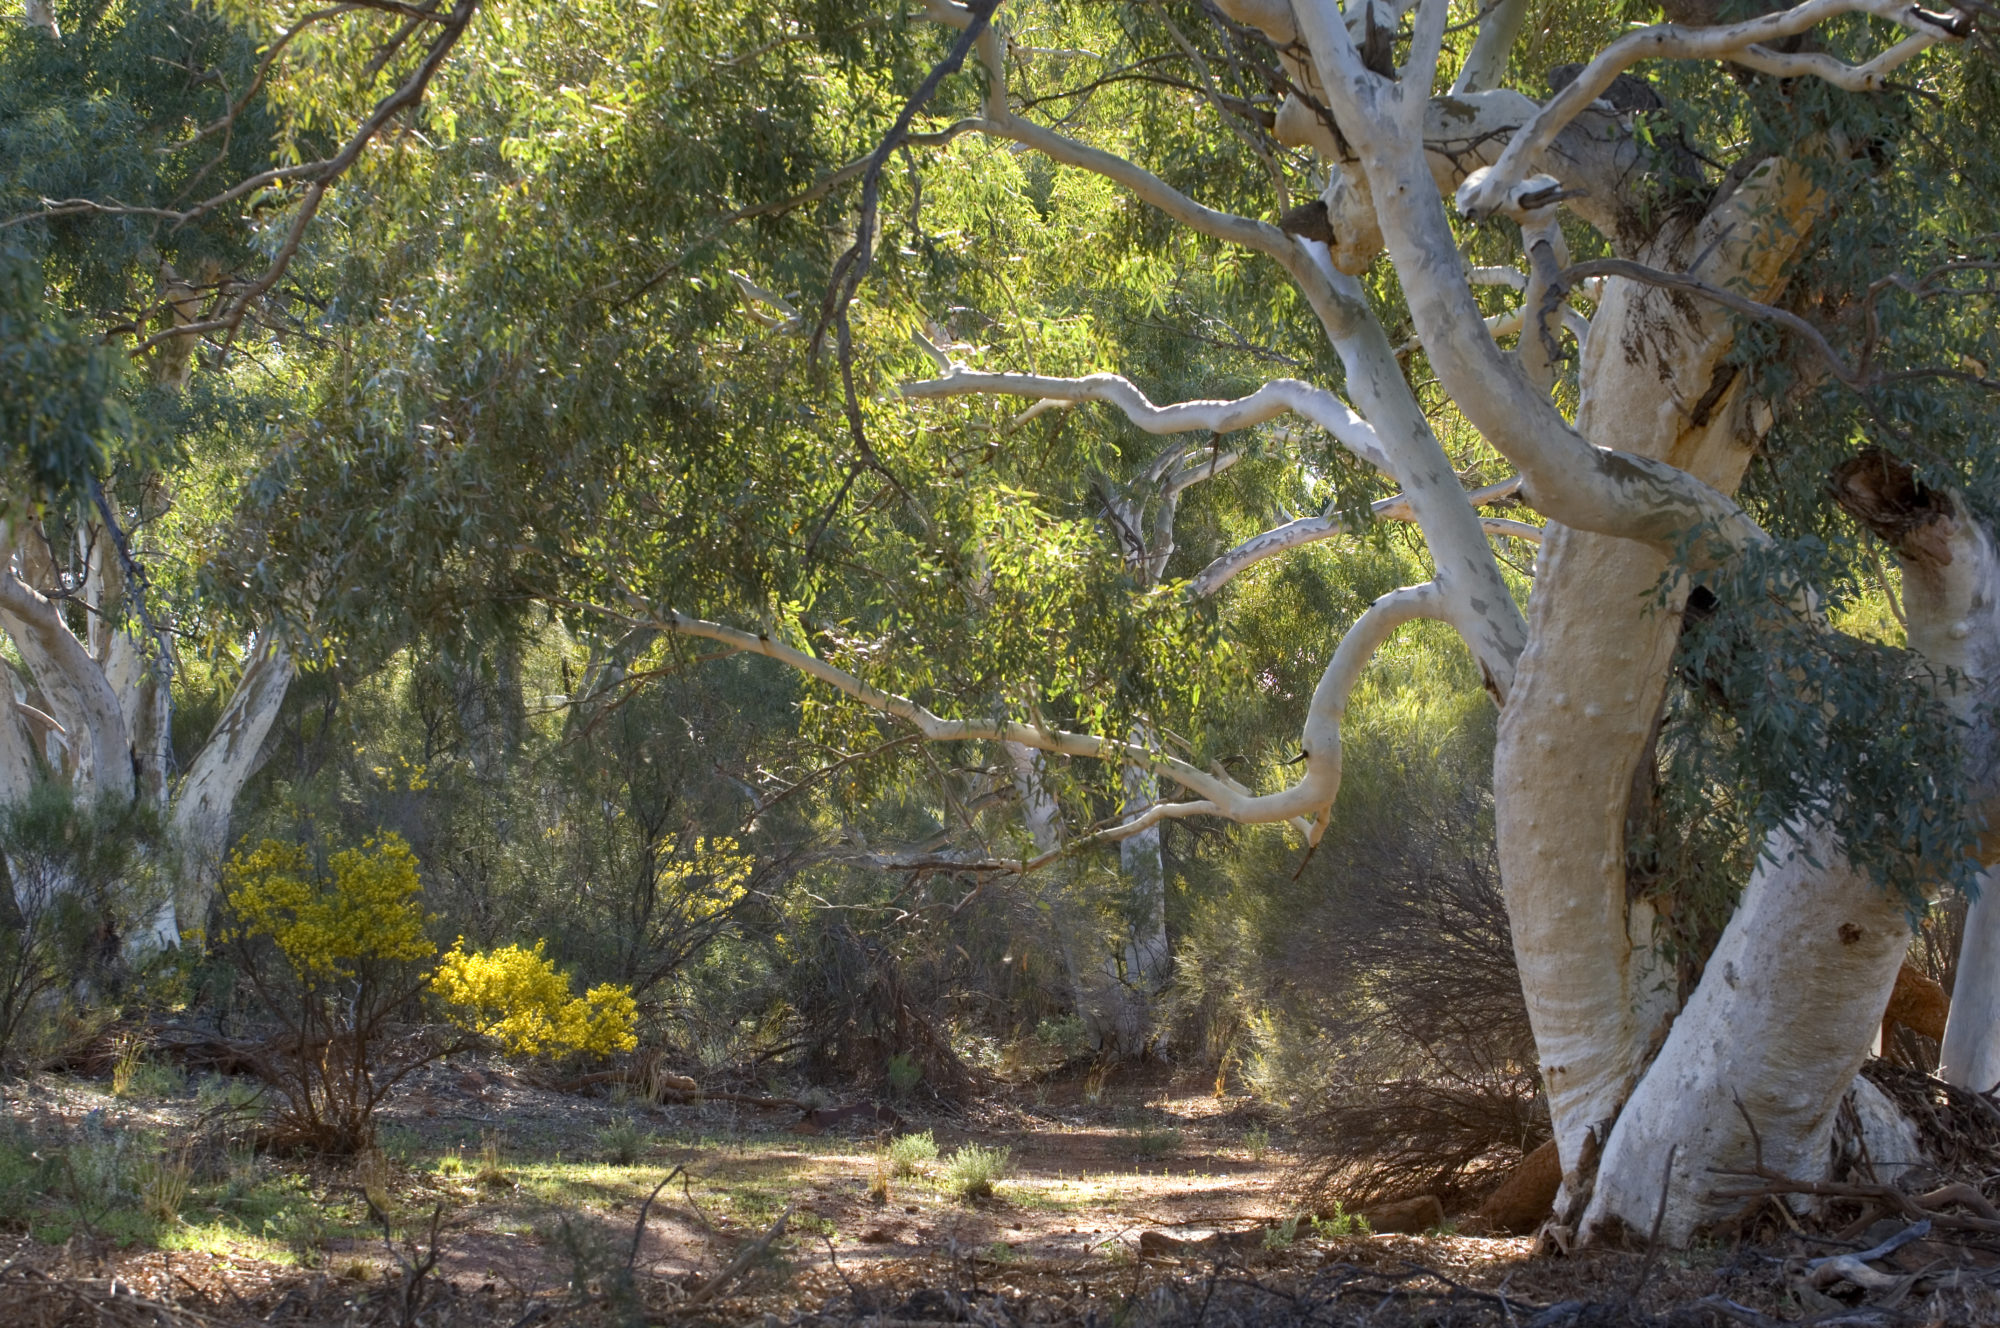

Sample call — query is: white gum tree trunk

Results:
[0,518,295,949]
[1584,820,1915,1242]
[1494,163,1823,1188]
[1940,866,2000,1093]
[1269,0,1976,1242]
[157,632,294,944]
[1587,470,2000,1239]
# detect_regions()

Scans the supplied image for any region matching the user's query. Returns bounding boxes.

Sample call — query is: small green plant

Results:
[885,1052,922,1099]
[1243,1125,1271,1162]
[274,1202,332,1266]
[121,1057,187,1100]
[597,1115,648,1165]
[137,1144,192,1224]
[886,1130,938,1178]
[222,1142,262,1199]
[1129,1127,1183,1159]
[983,1240,1015,1263]
[194,1074,263,1114]
[474,1131,512,1188]
[1033,1014,1087,1055]
[110,1034,145,1096]
[1311,1206,1369,1238]
[1263,1215,1301,1251]
[940,1144,1008,1200]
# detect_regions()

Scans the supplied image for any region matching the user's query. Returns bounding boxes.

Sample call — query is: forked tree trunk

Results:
[1584,459,2000,1239]
[0,521,293,949]
[1583,819,1914,1242]
[1494,161,1822,1200]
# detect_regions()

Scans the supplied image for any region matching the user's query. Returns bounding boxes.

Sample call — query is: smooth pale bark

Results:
[1492,165,1820,1189]
[1583,819,1913,1243]
[1586,474,2000,1237]
[159,633,294,945]
[1940,868,2000,1093]
[0,570,134,804]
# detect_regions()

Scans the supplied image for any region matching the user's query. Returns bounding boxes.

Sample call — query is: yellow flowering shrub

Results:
[222,834,435,980]
[664,836,754,921]
[432,940,638,1058]
[220,832,441,1154]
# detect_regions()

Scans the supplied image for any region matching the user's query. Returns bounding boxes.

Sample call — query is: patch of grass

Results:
[1311,1206,1369,1238]
[1128,1127,1183,1159]
[1243,1125,1271,1161]
[1263,1215,1300,1250]
[939,1144,1009,1201]
[886,1130,938,1178]
[111,1038,186,1100]
[474,1131,513,1188]
[138,1145,192,1224]
[596,1115,649,1165]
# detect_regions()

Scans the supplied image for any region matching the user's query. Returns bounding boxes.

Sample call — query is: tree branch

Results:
[1190,477,1525,597]
[1452,0,1964,221]
[612,587,1447,845]
[900,368,1393,474]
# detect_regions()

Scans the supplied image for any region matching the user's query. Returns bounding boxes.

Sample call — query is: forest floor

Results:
[2,1055,1997,1326]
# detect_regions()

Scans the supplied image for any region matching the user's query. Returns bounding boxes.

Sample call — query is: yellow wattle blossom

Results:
[666,835,754,921]
[432,940,637,1058]
[222,834,435,980]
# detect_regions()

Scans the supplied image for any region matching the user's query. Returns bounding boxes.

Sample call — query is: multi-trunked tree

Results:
[647,0,2000,1244]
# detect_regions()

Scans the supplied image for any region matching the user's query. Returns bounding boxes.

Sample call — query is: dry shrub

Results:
[1279,782,1549,1213]
[786,918,981,1101]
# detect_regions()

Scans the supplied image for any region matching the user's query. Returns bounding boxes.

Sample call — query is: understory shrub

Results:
[940,1144,1008,1200]
[433,940,637,1057]
[886,1130,938,1178]
[223,832,638,1153]
[221,834,441,1154]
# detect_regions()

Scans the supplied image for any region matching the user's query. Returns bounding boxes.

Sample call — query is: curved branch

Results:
[1728,32,1942,89]
[1190,476,1525,597]
[627,590,1443,844]
[901,369,1393,475]
[1454,0,1961,219]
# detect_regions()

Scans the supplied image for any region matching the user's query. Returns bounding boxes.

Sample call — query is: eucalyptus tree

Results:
[628,0,2000,1246]
[49,0,1998,1243]
[0,0,480,944]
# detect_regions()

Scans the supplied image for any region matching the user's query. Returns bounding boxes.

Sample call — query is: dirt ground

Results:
[5,1060,2000,1325]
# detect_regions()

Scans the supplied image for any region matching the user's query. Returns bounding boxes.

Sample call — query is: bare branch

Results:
[1190,477,1525,596]
[611,586,1446,845]
[901,369,1394,475]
